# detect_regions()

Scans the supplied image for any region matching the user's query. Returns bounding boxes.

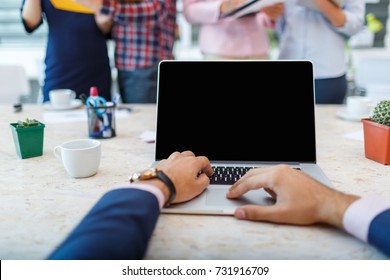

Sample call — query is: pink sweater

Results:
[183,0,275,58]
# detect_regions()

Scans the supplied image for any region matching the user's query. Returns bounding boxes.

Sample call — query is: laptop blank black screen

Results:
[155,60,317,163]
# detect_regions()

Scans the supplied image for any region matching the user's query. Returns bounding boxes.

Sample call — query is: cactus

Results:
[16,118,40,128]
[371,100,390,126]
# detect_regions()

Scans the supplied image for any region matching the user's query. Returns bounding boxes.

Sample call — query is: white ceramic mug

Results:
[346,96,372,117]
[54,139,101,178]
[49,89,76,108]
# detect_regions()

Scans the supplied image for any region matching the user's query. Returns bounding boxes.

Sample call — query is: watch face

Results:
[139,168,157,180]
[130,168,158,182]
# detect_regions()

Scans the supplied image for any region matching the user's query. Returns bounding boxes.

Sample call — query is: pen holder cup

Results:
[86,103,116,139]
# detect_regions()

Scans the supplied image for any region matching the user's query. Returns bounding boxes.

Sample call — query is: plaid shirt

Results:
[101,0,176,70]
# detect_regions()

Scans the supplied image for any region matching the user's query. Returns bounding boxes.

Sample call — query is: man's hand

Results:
[157,151,213,204]
[227,164,359,228]
[220,0,247,15]
[261,3,284,21]
[95,13,113,34]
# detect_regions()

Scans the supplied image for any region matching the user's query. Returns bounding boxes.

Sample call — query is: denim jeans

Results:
[117,65,158,104]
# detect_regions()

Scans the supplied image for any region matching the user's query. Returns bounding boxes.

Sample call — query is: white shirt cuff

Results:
[343,195,390,242]
[112,183,165,209]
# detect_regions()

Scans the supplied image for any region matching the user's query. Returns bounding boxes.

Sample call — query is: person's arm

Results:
[226,164,390,257]
[343,195,390,257]
[47,187,162,260]
[94,12,113,34]
[314,0,346,27]
[261,3,284,22]
[21,0,43,31]
[315,0,365,36]
[98,0,155,24]
[183,0,225,24]
[48,151,213,260]
[71,0,113,34]
[258,2,284,29]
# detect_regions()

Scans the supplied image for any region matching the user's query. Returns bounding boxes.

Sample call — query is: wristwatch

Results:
[129,168,176,208]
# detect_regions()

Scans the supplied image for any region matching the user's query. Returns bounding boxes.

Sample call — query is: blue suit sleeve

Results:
[368,209,390,257]
[48,188,160,260]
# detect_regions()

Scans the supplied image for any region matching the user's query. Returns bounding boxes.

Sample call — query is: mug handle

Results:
[53,146,62,160]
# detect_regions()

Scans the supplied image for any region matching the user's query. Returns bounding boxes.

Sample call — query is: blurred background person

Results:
[276,0,365,104]
[21,0,113,103]
[183,0,284,60]
[76,0,177,104]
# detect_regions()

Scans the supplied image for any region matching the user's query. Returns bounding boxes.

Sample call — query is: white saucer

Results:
[336,109,369,122]
[43,99,83,111]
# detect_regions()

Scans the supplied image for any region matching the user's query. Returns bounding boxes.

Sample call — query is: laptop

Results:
[154,60,333,215]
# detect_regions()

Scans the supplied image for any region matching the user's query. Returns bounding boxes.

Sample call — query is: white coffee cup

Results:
[54,139,101,178]
[49,89,76,108]
[346,96,372,117]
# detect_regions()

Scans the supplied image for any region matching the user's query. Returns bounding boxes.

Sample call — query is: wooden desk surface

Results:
[0,104,389,260]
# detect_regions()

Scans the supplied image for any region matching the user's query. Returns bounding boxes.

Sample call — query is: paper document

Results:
[219,0,285,19]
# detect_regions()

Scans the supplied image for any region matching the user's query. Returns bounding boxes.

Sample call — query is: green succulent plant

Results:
[371,100,390,126]
[16,118,40,128]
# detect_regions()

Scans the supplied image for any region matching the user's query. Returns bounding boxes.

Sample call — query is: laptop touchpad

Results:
[205,189,273,207]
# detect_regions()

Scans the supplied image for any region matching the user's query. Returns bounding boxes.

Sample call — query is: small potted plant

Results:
[10,118,45,159]
[361,100,390,165]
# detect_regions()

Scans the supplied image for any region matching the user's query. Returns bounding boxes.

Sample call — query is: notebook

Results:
[154,60,333,215]
[219,0,285,19]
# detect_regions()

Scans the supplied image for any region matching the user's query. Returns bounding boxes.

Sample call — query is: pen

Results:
[112,92,121,105]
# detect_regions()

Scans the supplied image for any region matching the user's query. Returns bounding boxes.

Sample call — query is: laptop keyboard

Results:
[210,165,301,185]
[210,166,254,185]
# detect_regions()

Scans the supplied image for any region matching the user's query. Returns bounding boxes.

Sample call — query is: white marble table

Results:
[0,104,389,260]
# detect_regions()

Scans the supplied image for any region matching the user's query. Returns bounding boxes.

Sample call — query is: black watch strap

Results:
[156,170,176,208]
